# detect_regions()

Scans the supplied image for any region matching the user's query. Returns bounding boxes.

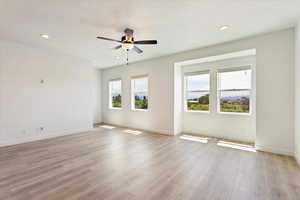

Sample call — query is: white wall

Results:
[102,28,295,155]
[295,21,300,164]
[0,40,101,146]
[173,64,183,135]
[181,56,256,143]
[92,69,102,124]
[101,57,172,135]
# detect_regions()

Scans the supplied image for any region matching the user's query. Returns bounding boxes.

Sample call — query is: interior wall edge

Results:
[295,19,300,165]
[255,144,294,156]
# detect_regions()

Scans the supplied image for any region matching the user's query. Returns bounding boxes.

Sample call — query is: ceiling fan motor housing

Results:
[97,28,156,53]
[124,28,134,35]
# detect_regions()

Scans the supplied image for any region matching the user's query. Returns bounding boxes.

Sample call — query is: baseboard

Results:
[0,128,92,147]
[255,144,294,156]
[181,131,255,145]
[101,122,171,136]
[93,122,103,126]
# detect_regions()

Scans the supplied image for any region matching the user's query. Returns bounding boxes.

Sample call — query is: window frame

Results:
[108,78,122,110]
[131,75,149,111]
[184,71,211,113]
[217,66,252,115]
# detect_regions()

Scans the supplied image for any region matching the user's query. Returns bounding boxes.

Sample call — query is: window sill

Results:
[185,110,210,114]
[217,111,251,116]
[109,107,122,110]
[132,108,149,112]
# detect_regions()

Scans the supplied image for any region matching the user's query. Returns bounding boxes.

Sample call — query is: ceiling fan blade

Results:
[114,45,122,50]
[133,46,143,54]
[134,40,157,45]
[96,36,121,43]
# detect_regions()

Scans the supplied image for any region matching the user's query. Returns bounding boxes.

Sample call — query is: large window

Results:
[218,68,252,113]
[131,76,148,110]
[185,72,210,111]
[109,79,122,109]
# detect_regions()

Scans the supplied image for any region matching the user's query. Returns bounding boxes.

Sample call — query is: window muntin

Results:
[218,69,251,114]
[109,79,122,109]
[185,73,210,111]
[131,77,148,110]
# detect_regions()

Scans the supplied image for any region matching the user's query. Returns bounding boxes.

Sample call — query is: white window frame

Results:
[184,71,210,113]
[217,66,252,115]
[108,79,122,110]
[131,75,149,111]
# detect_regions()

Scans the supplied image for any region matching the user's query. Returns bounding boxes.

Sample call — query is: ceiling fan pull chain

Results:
[126,49,129,65]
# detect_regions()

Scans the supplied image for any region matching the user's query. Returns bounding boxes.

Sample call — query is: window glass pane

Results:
[187,92,209,111]
[135,93,148,110]
[220,90,250,113]
[110,80,121,108]
[134,77,148,92]
[186,73,210,111]
[219,70,251,90]
[111,80,121,93]
[133,77,148,110]
[186,74,209,91]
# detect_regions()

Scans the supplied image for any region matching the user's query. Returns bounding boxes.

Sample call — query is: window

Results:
[109,79,122,109]
[217,68,252,114]
[185,72,210,111]
[131,76,148,110]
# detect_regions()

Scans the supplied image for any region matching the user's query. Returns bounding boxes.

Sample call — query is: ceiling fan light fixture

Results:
[122,43,134,50]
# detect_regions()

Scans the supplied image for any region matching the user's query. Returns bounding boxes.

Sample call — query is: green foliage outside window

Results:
[135,96,148,110]
[220,97,249,113]
[187,94,209,111]
[112,94,122,108]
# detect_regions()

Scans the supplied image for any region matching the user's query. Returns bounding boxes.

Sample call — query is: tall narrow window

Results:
[131,76,148,110]
[218,68,252,114]
[109,79,122,109]
[185,72,210,111]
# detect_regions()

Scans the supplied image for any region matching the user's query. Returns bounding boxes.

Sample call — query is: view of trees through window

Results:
[108,69,251,114]
[185,73,210,111]
[132,77,148,110]
[109,79,122,108]
[218,69,251,113]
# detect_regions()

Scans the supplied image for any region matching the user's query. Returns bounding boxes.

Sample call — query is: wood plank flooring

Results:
[0,126,300,200]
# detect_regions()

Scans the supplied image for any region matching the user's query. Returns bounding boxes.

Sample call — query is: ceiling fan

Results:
[96,28,158,54]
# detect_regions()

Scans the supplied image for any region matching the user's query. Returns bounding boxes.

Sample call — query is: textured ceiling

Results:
[0,0,299,68]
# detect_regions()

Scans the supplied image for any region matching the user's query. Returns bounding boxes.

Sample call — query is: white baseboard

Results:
[0,128,92,147]
[255,144,294,156]
[101,121,171,136]
[181,130,255,144]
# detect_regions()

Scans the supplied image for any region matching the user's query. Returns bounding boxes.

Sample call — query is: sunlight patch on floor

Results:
[123,129,143,135]
[180,135,208,143]
[217,140,256,152]
[100,125,116,129]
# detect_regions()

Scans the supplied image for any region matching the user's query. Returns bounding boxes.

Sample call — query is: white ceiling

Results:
[0,0,300,68]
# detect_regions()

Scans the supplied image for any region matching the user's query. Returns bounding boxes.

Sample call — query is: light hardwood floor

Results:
[0,126,300,200]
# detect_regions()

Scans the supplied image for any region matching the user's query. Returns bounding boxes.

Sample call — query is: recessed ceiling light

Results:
[219,25,230,31]
[116,56,120,60]
[40,34,49,39]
